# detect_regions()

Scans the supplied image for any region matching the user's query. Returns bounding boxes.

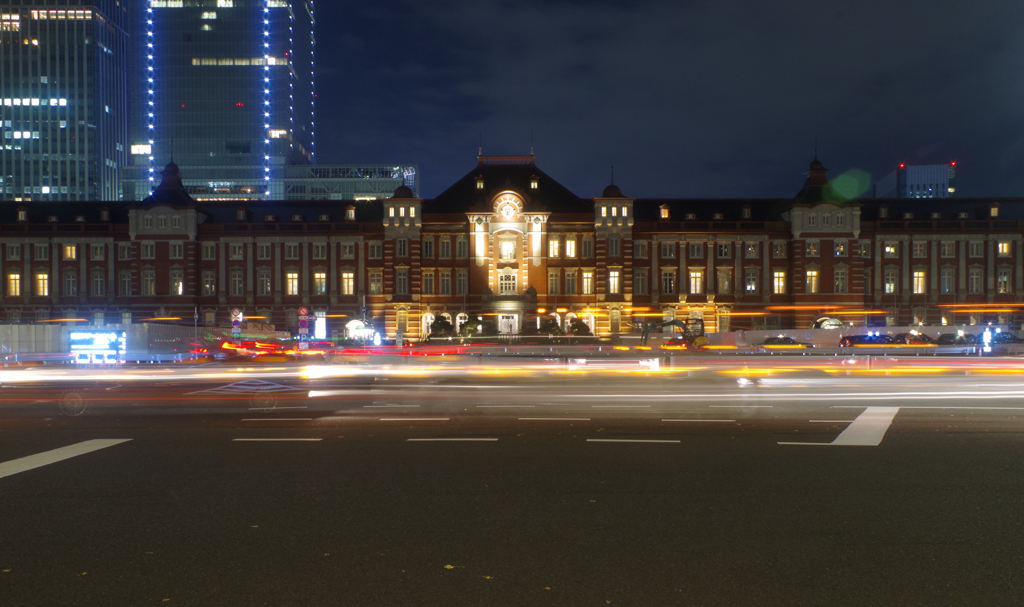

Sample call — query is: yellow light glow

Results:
[830,310,888,315]
[765,305,844,311]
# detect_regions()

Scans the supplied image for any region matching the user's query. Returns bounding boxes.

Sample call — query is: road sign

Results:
[298,306,309,317]
[297,342,309,350]
[231,308,242,318]
[298,319,309,330]
[361,306,366,315]
[231,319,241,328]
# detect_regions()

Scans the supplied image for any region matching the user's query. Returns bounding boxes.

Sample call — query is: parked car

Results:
[991,332,1024,344]
[837,334,894,347]
[936,333,978,345]
[892,333,936,345]
[756,336,814,348]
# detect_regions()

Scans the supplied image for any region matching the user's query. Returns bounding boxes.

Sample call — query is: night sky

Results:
[315,0,1022,200]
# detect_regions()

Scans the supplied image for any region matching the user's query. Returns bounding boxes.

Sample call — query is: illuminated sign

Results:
[69,331,127,352]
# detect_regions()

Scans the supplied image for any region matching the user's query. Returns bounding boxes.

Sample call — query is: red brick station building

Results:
[2,155,1024,339]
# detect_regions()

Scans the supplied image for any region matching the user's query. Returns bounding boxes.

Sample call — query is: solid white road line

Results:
[809,420,855,423]
[591,405,651,408]
[241,418,313,421]
[308,390,360,398]
[476,405,535,408]
[587,439,680,444]
[0,439,132,480]
[662,419,735,422]
[833,406,1024,410]
[709,405,772,408]
[519,417,591,421]
[232,438,322,442]
[780,407,900,446]
[407,438,498,442]
[379,418,449,421]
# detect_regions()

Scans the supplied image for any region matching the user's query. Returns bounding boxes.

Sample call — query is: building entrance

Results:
[498,314,519,335]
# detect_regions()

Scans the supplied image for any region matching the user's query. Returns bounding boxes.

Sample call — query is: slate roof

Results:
[428,156,589,214]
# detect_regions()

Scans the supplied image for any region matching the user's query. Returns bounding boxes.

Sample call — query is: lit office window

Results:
[912,271,926,294]
[286,273,299,296]
[806,270,819,294]
[688,270,704,295]
[36,273,50,296]
[884,270,898,294]
[7,273,21,297]
[998,270,1011,294]
[772,271,786,294]
[170,270,184,295]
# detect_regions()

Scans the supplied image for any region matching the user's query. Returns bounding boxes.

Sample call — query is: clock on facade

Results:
[501,205,515,219]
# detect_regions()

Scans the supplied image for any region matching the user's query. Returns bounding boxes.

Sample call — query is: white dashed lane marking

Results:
[233,438,322,442]
[587,439,680,444]
[407,438,498,442]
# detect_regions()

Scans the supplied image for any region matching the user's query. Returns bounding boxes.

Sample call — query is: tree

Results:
[428,316,455,338]
[568,317,592,336]
[538,318,565,336]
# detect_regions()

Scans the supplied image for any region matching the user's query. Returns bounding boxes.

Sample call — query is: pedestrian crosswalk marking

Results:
[779,407,899,447]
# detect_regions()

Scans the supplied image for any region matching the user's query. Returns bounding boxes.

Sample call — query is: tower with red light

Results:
[874,162,958,198]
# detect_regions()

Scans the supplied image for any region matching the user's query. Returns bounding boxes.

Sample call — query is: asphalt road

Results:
[2,360,1024,606]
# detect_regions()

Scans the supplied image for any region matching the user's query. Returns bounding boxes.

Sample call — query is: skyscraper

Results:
[124,0,315,201]
[874,162,957,199]
[0,1,130,201]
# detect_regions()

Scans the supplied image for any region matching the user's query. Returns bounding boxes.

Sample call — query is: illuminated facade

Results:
[123,0,315,201]
[0,1,130,201]
[2,155,1024,336]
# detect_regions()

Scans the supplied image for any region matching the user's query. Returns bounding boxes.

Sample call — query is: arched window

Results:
[422,313,435,337]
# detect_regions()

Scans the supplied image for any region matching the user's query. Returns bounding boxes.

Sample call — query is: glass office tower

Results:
[0,0,129,201]
[124,0,315,201]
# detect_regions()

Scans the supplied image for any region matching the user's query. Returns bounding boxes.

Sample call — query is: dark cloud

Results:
[316,0,1024,199]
